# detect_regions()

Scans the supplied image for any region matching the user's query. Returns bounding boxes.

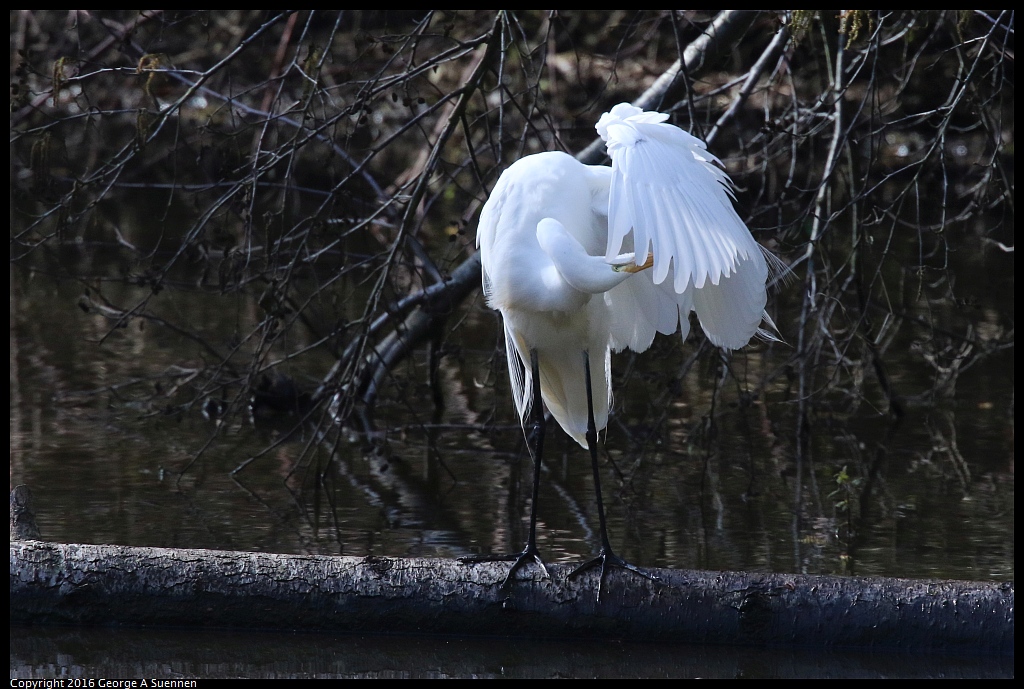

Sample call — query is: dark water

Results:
[10,258,1014,579]
[9,626,1013,679]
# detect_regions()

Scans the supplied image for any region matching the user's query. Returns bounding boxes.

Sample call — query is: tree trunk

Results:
[10,540,1012,654]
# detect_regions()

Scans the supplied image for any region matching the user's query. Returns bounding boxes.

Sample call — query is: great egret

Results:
[477,103,775,590]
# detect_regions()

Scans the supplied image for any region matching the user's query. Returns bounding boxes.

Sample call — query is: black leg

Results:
[460,350,550,589]
[489,352,548,589]
[524,349,546,558]
[569,350,658,600]
[497,349,550,590]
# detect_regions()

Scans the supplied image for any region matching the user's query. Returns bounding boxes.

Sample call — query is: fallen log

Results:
[10,539,1012,654]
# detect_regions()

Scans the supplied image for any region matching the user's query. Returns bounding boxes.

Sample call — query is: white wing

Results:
[596,103,771,350]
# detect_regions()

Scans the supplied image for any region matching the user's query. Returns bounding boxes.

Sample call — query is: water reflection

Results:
[10,626,1014,679]
[9,248,1014,583]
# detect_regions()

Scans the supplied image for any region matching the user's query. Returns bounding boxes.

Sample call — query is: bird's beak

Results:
[612,252,654,274]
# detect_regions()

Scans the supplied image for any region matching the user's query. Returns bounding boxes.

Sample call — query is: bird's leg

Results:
[460,351,550,588]
[569,350,658,600]
[495,349,550,590]
[524,350,546,559]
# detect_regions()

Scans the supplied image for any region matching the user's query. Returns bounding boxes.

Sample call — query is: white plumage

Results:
[477,103,774,447]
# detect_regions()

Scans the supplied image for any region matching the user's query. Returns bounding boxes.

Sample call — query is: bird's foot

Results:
[568,548,659,602]
[460,547,551,592]
[499,547,551,591]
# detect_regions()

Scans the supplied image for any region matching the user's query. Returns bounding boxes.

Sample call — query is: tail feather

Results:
[535,345,610,448]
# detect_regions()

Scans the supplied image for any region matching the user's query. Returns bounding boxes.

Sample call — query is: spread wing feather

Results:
[597,103,772,349]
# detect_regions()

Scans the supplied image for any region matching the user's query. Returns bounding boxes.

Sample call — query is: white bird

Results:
[476,103,776,589]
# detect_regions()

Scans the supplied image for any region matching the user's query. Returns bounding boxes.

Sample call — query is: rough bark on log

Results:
[10,540,1012,654]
